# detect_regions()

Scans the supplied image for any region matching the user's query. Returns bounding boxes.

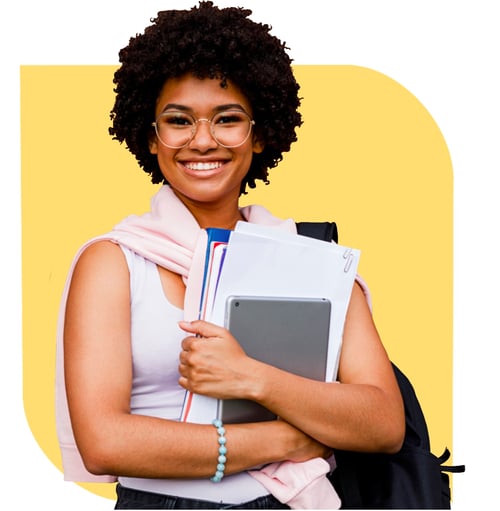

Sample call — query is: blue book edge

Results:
[198,227,231,318]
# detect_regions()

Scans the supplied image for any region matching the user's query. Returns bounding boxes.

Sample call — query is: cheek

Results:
[152,148,180,183]
[237,151,255,178]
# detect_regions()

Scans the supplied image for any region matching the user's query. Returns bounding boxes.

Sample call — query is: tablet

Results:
[219,295,332,423]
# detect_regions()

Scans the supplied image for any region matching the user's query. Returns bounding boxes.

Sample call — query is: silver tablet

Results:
[219,295,331,423]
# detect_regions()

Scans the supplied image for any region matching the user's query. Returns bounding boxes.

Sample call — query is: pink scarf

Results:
[55,185,340,507]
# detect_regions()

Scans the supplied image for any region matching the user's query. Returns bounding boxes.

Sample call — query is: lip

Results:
[179,159,229,178]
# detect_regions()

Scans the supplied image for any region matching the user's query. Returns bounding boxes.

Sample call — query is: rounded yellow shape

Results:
[21,65,452,499]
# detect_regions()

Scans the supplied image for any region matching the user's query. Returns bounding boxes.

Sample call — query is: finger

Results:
[178,375,189,390]
[178,359,189,375]
[179,349,188,364]
[178,320,227,338]
[180,337,193,351]
[180,336,205,352]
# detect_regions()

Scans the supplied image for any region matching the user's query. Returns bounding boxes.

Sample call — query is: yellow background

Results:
[21,65,452,500]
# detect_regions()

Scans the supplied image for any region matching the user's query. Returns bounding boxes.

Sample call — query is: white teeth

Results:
[185,162,223,171]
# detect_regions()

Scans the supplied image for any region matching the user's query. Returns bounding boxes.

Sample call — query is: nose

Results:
[188,118,218,151]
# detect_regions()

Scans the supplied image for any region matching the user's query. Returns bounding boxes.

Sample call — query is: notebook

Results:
[218,295,332,423]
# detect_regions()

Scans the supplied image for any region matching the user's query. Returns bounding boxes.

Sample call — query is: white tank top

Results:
[118,246,268,503]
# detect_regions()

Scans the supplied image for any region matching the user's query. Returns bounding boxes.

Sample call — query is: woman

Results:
[56,2,405,509]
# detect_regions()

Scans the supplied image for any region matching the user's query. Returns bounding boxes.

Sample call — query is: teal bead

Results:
[218,454,227,464]
[219,445,227,455]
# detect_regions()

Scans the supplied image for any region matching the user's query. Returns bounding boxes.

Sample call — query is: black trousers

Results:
[115,484,291,509]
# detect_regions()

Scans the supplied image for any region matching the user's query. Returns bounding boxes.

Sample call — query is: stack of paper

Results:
[181,222,360,424]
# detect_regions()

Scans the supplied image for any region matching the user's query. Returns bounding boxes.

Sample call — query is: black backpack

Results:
[296,221,465,509]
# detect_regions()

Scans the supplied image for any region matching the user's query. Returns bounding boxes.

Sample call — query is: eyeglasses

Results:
[152,109,255,149]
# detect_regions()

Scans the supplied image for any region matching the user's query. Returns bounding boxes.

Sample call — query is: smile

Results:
[183,161,225,171]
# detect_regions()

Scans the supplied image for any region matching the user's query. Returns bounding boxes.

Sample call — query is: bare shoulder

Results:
[77,239,125,263]
[74,240,127,272]
[69,240,129,295]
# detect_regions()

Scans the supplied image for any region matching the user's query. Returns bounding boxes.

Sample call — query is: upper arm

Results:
[338,282,400,398]
[64,241,132,450]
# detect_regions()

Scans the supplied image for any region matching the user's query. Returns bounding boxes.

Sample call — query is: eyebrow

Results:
[160,103,248,114]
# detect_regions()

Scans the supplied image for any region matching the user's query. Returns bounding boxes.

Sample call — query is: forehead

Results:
[155,74,252,115]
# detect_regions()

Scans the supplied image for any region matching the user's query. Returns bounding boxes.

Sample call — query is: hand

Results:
[177,320,257,399]
[277,420,334,463]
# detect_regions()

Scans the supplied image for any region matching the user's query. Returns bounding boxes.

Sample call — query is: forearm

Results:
[75,412,307,478]
[248,364,404,453]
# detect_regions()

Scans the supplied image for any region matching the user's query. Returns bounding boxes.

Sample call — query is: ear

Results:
[149,135,159,155]
[252,137,265,154]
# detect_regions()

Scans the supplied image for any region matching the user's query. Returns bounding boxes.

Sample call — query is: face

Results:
[150,74,263,215]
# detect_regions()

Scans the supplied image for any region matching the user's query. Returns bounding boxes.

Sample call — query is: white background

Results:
[2,1,498,509]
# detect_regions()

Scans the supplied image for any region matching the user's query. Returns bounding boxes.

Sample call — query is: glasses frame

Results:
[152,109,256,149]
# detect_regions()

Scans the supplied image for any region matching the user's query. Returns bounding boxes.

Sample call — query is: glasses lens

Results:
[155,111,195,148]
[211,110,253,148]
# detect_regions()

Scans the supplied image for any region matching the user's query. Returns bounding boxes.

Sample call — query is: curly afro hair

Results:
[109,1,302,194]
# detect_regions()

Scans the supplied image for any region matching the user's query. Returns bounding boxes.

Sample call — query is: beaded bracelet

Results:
[210,418,227,482]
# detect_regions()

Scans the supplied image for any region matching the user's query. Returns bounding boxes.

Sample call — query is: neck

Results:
[195,208,245,230]
[173,191,244,230]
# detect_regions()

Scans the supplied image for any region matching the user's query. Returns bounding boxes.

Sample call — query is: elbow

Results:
[71,411,131,476]
[391,420,406,453]
[366,424,404,455]
[75,430,121,476]
[380,426,405,454]
[79,443,116,476]
[378,408,406,454]
[376,385,406,454]
[358,398,405,454]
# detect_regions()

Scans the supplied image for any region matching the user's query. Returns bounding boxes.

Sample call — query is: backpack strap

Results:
[438,448,466,473]
[296,221,338,243]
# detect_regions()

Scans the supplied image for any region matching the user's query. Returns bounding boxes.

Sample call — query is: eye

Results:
[160,112,194,127]
[214,111,247,126]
